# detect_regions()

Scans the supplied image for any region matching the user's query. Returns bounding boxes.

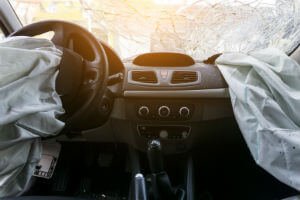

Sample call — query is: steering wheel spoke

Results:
[51,24,71,47]
[83,60,101,85]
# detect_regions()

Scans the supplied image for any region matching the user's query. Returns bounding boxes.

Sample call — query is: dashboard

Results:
[82,50,234,154]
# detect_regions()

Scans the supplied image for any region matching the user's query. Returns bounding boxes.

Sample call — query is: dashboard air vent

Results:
[171,71,198,84]
[131,71,158,84]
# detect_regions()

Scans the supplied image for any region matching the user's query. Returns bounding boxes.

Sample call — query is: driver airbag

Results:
[0,36,64,197]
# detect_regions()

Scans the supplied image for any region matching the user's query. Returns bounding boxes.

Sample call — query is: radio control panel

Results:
[136,104,194,121]
[137,125,190,140]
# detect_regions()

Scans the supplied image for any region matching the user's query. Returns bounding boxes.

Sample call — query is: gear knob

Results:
[147,140,164,173]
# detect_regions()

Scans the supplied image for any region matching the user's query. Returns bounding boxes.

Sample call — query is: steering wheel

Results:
[10,20,109,131]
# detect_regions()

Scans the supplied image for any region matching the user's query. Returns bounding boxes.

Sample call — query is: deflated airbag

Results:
[216,48,300,191]
[0,37,64,197]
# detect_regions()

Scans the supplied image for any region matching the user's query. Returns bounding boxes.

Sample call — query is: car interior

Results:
[0,0,300,200]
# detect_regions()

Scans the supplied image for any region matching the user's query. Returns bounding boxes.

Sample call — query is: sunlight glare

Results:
[153,0,185,5]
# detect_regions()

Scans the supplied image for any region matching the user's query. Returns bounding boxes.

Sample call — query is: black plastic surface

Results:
[133,52,195,67]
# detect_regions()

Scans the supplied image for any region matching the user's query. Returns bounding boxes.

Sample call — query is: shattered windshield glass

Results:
[9,0,300,60]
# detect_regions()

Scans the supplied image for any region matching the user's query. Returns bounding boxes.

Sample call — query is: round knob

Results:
[138,106,150,117]
[158,106,171,117]
[179,106,190,118]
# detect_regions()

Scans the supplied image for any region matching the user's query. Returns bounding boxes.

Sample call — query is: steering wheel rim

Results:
[10,20,109,130]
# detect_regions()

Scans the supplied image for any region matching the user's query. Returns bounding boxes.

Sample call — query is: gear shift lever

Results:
[147,140,184,200]
[147,140,164,173]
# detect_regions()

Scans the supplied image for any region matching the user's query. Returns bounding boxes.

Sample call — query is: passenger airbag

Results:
[216,48,300,191]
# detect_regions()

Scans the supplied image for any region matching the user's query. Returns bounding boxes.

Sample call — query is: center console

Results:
[136,102,193,140]
[111,52,232,154]
[77,52,234,199]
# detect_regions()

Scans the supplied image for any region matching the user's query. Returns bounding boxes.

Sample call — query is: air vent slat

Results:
[131,71,158,84]
[171,71,198,84]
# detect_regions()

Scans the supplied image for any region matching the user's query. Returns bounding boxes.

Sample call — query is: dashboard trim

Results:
[123,88,230,98]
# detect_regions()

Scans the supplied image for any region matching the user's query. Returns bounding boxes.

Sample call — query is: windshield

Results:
[9,0,300,60]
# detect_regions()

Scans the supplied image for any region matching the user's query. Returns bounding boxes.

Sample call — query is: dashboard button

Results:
[159,130,168,139]
[138,106,150,117]
[181,131,189,139]
[158,106,171,117]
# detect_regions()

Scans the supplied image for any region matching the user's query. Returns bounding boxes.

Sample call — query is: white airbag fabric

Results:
[0,36,64,197]
[216,48,300,191]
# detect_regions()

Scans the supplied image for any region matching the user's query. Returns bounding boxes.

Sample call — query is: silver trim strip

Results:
[124,88,230,98]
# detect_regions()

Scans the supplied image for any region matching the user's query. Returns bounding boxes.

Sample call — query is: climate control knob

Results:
[158,106,171,118]
[138,106,150,117]
[179,106,190,118]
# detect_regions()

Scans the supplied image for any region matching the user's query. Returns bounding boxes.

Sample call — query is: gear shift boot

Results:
[147,140,184,200]
[150,172,177,199]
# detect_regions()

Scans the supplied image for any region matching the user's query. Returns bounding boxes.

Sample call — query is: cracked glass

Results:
[9,0,300,60]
